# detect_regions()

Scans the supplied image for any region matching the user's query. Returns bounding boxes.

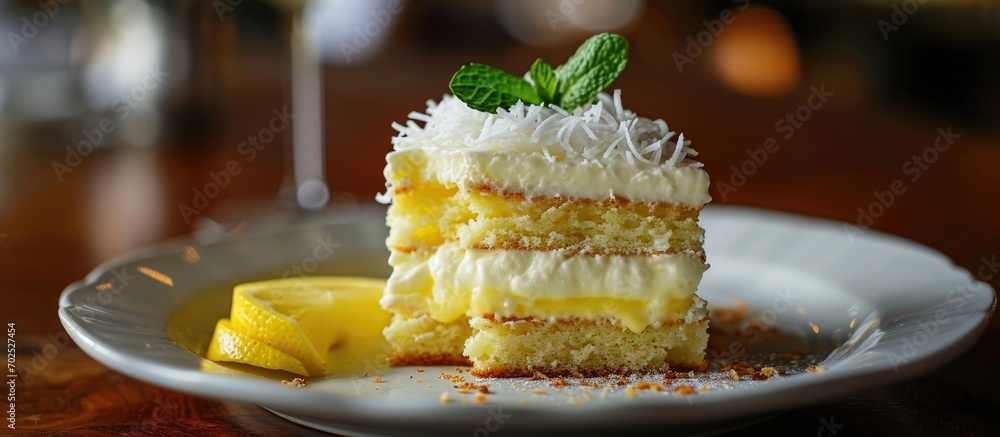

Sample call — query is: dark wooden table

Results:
[2,36,999,435]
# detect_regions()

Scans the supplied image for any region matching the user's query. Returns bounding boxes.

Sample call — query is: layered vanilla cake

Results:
[378,89,712,376]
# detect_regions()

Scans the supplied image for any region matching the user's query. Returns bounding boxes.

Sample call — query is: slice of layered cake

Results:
[378,34,711,376]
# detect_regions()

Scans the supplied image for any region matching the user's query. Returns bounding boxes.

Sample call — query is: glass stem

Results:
[287,9,329,211]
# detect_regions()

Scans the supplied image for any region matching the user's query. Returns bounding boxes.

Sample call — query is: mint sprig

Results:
[554,33,629,110]
[530,58,557,103]
[448,33,629,113]
[448,64,540,113]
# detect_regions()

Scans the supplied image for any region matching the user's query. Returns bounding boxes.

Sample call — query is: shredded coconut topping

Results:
[391,90,701,168]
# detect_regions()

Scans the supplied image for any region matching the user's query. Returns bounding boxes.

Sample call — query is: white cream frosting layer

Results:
[381,244,708,333]
[384,148,711,206]
[392,92,700,166]
[381,91,711,206]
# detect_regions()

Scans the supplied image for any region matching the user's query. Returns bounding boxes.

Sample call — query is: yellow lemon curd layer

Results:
[381,244,707,333]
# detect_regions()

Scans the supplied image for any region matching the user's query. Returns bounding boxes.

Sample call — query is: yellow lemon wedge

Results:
[206,319,310,375]
[207,276,390,377]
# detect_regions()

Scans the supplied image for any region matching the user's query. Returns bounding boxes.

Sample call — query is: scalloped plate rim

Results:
[57,205,996,435]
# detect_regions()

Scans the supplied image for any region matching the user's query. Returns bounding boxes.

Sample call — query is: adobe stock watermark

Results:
[15,333,71,389]
[715,84,833,201]
[178,107,294,224]
[76,269,135,323]
[340,0,410,63]
[348,342,391,395]
[139,394,183,427]
[672,0,750,73]
[213,0,244,21]
[51,65,170,182]
[281,233,340,281]
[6,322,16,430]
[842,126,959,243]
[6,0,69,55]
[886,254,996,372]
[877,0,926,41]
[544,0,588,30]
[467,406,512,437]
[816,415,845,436]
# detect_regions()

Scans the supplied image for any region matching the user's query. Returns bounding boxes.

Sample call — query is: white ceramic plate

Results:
[59,205,995,436]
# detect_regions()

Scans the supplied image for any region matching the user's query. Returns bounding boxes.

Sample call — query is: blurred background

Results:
[1,0,999,308]
[1,1,999,434]
[1,0,999,267]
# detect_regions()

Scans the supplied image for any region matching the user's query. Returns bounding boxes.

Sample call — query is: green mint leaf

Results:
[553,33,629,110]
[530,58,557,104]
[449,63,540,113]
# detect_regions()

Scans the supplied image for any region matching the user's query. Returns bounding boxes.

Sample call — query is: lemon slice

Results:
[206,319,310,375]
[217,276,389,376]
